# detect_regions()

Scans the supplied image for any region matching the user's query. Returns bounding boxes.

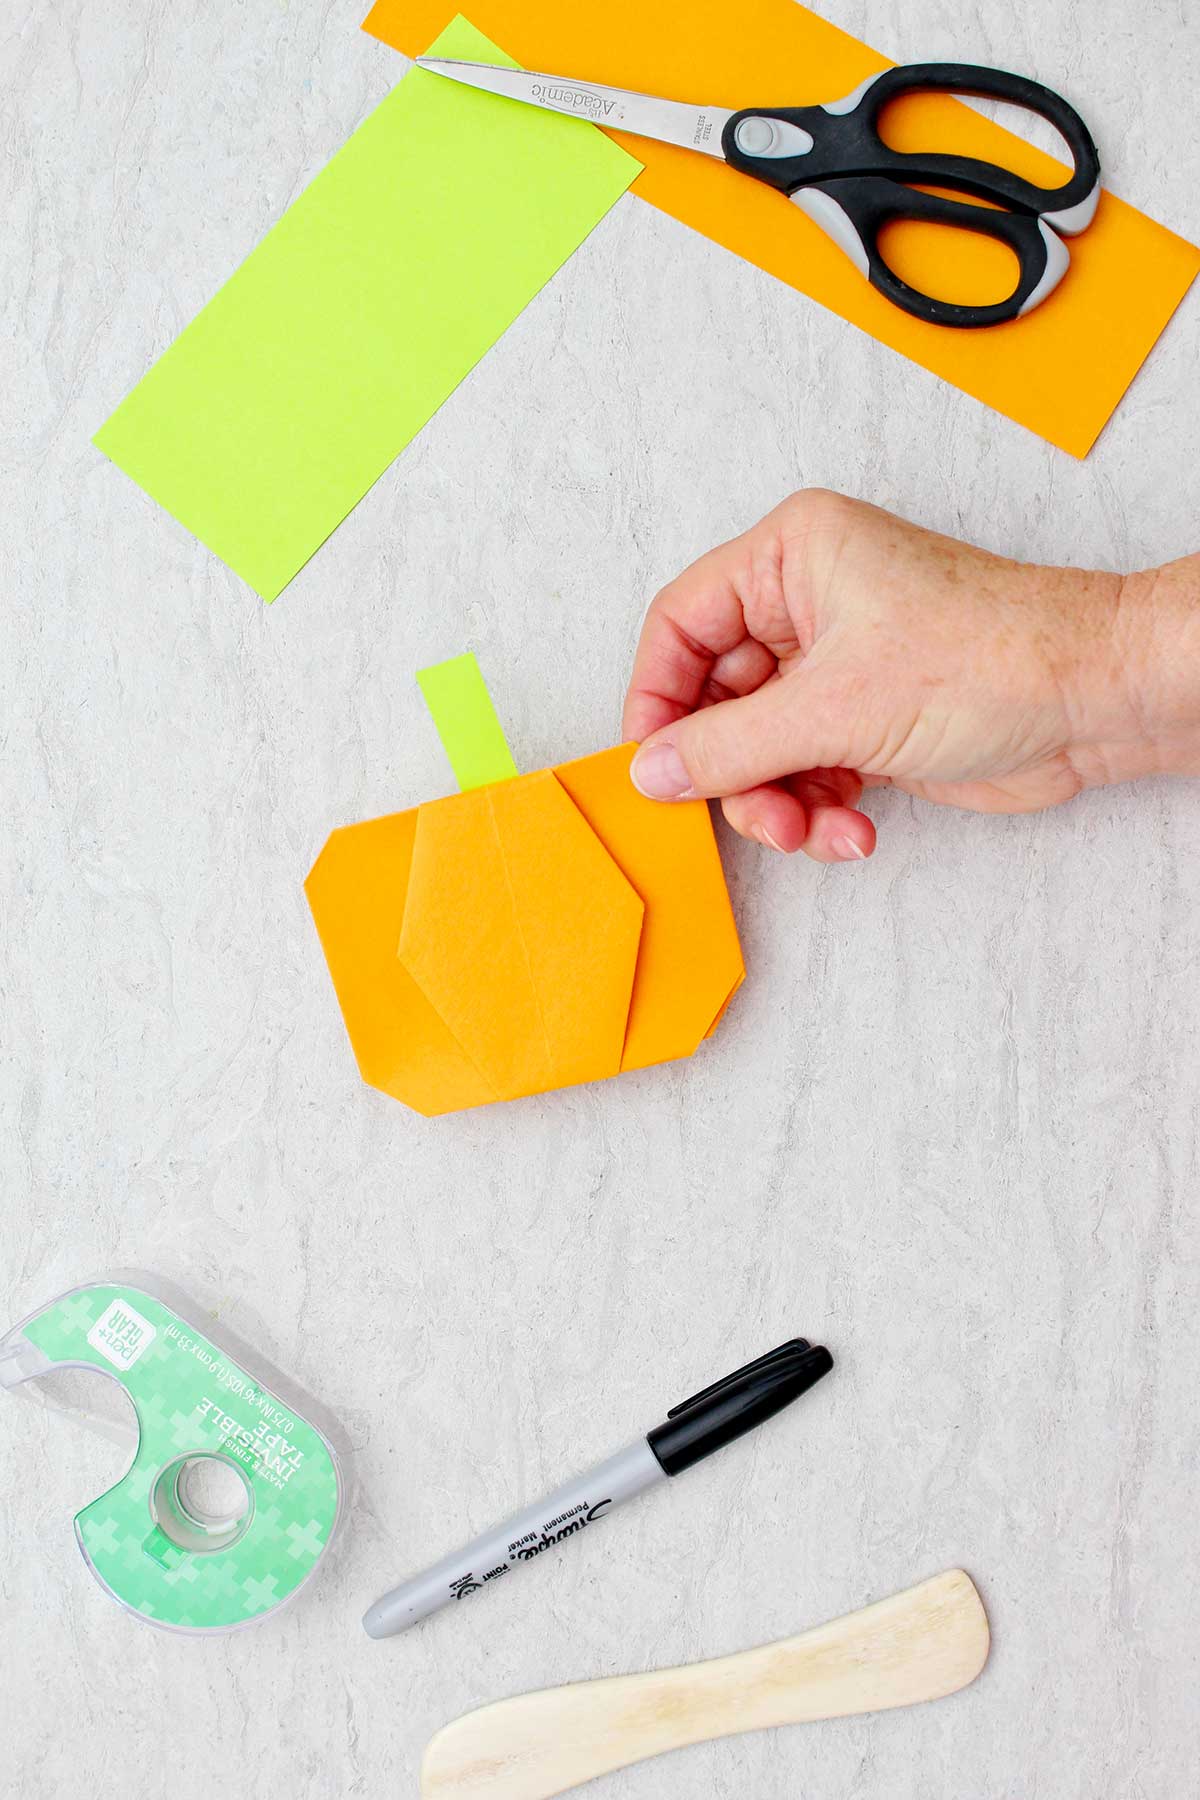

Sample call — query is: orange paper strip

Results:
[304,809,496,1113]
[363,0,1199,456]
[556,748,743,1072]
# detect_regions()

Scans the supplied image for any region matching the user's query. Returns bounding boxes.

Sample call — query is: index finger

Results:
[621,535,759,742]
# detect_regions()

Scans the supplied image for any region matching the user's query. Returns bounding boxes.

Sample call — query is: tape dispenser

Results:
[0,1275,344,1633]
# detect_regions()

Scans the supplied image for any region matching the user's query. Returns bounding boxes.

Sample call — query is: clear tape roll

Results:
[0,1272,346,1634]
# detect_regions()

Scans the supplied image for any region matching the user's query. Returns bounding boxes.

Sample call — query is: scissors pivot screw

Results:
[734,116,814,158]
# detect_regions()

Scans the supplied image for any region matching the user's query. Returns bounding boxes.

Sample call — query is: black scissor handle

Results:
[835,63,1098,222]
[723,63,1101,226]
[721,62,1100,326]
[796,175,1069,327]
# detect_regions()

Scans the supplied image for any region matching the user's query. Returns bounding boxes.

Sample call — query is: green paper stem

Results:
[417,653,519,791]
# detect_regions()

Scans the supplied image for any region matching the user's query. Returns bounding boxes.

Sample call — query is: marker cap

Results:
[646,1339,833,1476]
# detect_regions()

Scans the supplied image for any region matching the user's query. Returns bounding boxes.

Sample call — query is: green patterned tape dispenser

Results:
[0,1278,344,1633]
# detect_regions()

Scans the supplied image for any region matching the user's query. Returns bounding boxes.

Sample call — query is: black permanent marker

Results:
[363,1338,832,1637]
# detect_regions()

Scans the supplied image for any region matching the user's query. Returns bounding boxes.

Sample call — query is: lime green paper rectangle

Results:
[418,652,518,789]
[93,16,640,601]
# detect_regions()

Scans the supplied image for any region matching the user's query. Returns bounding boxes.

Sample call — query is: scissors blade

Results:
[415,57,733,158]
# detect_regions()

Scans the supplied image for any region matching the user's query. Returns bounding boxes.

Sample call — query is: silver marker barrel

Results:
[363,1340,832,1638]
[362,1439,663,1637]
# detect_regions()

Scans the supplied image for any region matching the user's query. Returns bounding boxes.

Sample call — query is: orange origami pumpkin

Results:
[305,655,743,1115]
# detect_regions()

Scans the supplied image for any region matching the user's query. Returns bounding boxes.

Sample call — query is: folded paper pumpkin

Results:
[305,655,744,1114]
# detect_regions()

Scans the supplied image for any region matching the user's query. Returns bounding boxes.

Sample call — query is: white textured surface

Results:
[3,1,1199,1795]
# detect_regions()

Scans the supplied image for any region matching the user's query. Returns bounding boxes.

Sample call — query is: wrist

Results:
[1106,559,1200,782]
[1055,557,1200,788]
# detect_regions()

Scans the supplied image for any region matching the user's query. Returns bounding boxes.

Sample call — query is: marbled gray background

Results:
[3,1,1199,1795]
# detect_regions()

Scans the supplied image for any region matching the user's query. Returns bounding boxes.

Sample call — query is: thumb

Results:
[629,669,849,801]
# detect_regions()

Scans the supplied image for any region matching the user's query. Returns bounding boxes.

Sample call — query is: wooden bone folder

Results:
[421,1568,991,1798]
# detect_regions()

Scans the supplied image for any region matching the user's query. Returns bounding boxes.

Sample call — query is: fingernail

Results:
[630,742,693,800]
[755,826,786,852]
[832,835,868,861]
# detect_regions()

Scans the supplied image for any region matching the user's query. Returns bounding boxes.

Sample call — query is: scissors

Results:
[416,57,1101,329]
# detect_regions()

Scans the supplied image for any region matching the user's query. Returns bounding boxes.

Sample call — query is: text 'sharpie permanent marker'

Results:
[362,1338,832,1638]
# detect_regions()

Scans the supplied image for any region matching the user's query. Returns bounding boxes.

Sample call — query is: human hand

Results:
[623,490,1193,861]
